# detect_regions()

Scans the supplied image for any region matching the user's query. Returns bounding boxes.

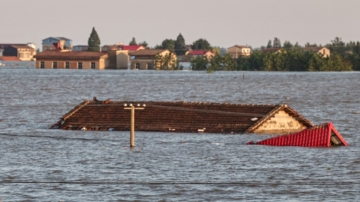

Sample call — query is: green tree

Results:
[155,52,177,70]
[221,53,237,71]
[273,37,281,48]
[266,40,272,48]
[138,41,148,48]
[327,37,346,55]
[174,33,186,55]
[161,39,175,52]
[190,56,208,70]
[88,27,101,52]
[283,41,293,49]
[305,42,317,47]
[129,37,137,45]
[212,47,220,55]
[191,38,211,50]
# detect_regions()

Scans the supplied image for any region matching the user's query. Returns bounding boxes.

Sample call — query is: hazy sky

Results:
[1,0,360,49]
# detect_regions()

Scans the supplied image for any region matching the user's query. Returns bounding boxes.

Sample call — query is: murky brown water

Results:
[1,63,360,201]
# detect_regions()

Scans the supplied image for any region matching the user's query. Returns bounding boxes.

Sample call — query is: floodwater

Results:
[0,63,360,201]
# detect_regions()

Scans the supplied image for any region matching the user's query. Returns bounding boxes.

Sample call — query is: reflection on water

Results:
[0,66,360,201]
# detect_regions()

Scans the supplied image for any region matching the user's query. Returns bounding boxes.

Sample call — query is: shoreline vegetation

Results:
[147,35,360,72]
[190,37,358,72]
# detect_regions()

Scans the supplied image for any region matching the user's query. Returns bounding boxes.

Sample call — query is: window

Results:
[78,62,82,69]
[147,63,153,70]
[65,62,69,69]
[40,61,45,69]
[53,62,57,69]
[135,63,140,69]
[91,62,95,69]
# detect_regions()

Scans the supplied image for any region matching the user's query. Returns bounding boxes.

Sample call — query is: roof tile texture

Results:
[51,101,311,133]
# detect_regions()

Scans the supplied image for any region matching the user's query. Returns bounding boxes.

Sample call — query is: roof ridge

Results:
[62,100,91,121]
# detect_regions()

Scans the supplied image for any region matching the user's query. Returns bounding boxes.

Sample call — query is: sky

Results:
[1,0,360,49]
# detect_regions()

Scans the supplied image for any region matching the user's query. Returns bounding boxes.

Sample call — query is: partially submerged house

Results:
[34,51,109,69]
[185,50,216,60]
[128,49,176,70]
[303,46,330,58]
[50,100,313,134]
[0,43,36,61]
[227,45,251,59]
[3,45,35,61]
[106,45,146,69]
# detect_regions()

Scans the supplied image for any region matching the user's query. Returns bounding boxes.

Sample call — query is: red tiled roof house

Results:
[185,50,216,60]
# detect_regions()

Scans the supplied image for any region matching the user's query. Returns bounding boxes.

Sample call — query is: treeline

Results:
[128,34,227,56]
[192,37,360,72]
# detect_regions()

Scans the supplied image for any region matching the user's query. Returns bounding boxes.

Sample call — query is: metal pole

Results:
[124,104,145,148]
[130,105,135,147]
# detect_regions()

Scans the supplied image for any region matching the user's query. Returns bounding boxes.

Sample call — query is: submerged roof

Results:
[248,122,348,147]
[50,100,312,134]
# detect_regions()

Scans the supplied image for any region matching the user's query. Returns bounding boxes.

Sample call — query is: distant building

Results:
[227,45,251,59]
[261,47,284,54]
[3,45,35,61]
[303,47,330,58]
[33,51,109,69]
[42,37,72,51]
[101,44,123,52]
[101,44,145,52]
[0,43,36,58]
[185,50,216,60]
[107,45,146,69]
[72,45,89,52]
[129,49,176,70]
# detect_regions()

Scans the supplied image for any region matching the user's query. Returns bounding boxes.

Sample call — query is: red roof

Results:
[122,45,144,51]
[0,56,21,61]
[189,50,206,55]
[247,122,348,147]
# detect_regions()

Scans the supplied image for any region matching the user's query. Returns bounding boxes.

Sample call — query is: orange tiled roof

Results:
[0,56,21,61]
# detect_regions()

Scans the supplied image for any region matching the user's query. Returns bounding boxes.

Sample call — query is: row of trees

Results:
[191,50,352,72]
[87,27,222,56]
[152,34,212,55]
[260,37,360,71]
